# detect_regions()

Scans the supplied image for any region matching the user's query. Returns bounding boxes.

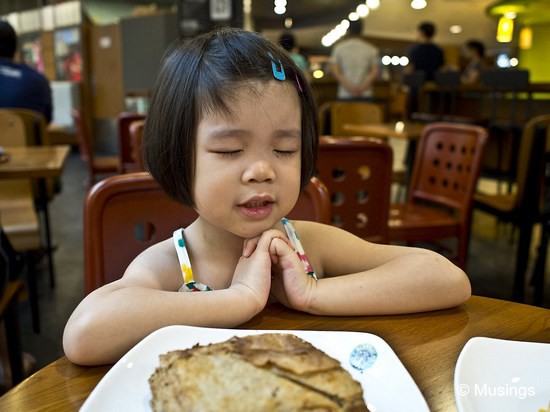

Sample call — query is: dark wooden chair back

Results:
[316,136,393,243]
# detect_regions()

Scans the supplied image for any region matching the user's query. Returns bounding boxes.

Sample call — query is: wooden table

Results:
[0,146,71,179]
[343,122,424,197]
[0,296,548,411]
[0,145,71,288]
[342,121,425,141]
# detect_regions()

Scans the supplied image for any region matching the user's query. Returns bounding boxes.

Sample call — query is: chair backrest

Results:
[330,102,385,135]
[71,108,93,164]
[318,101,334,135]
[403,71,426,88]
[83,173,331,293]
[0,110,27,147]
[408,122,488,224]
[435,71,460,88]
[316,136,393,243]
[286,176,331,225]
[128,119,145,171]
[434,72,461,115]
[480,69,529,90]
[512,115,550,213]
[6,108,48,145]
[480,69,530,124]
[118,112,146,173]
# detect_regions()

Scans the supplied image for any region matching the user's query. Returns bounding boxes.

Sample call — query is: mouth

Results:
[238,197,275,219]
[242,200,273,208]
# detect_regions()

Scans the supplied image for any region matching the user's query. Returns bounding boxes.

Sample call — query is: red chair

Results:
[71,108,119,187]
[316,136,393,243]
[83,173,330,293]
[128,119,145,171]
[388,122,488,269]
[118,112,146,173]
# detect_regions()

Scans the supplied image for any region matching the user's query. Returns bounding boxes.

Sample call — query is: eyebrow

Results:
[205,128,301,141]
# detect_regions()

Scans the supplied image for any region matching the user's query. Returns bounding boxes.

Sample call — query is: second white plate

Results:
[455,337,550,412]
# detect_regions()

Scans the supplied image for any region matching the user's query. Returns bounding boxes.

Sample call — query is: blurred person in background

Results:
[461,40,486,85]
[0,20,52,123]
[406,21,444,82]
[404,21,444,116]
[329,19,379,101]
[278,31,309,74]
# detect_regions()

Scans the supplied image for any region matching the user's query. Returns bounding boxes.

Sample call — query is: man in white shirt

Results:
[329,19,379,101]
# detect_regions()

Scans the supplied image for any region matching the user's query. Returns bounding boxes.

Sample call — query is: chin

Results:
[235,217,283,239]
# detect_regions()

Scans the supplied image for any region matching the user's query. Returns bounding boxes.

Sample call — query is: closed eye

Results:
[274,150,297,158]
[215,150,242,158]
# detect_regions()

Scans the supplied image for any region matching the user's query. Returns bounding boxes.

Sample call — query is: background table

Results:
[0,295,548,411]
[342,121,424,141]
[0,145,70,287]
[0,146,70,179]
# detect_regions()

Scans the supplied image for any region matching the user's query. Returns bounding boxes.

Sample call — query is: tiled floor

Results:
[11,149,550,380]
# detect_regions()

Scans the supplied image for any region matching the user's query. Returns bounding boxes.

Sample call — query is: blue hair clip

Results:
[268,52,286,81]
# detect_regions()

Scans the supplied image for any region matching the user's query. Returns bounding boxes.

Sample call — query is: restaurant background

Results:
[1,0,549,386]
[3,0,550,153]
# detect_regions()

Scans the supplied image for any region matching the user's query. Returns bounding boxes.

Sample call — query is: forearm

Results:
[331,63,354,91]
[358,65,379,91]
[304,251,470,316]
[63,286,260,365]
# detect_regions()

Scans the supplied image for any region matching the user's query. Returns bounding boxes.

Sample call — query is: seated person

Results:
[461,40,486,85]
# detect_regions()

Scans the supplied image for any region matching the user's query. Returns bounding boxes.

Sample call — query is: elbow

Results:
[442,261,472,308]
[421,251,472,309]
[63,312,108,366]
[62,316,92,365]
[454,267,472,305]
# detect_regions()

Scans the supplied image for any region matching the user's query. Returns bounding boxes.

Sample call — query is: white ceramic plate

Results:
[455,337,550,412]
[81,325,428,411]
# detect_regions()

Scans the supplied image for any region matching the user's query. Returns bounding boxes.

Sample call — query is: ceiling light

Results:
[366,0,380,10]
[284,17,293,28]
[274,0,287,6]
[496,16,514,42]
[449,25,462,34]
[349,12,359,21]
[411,0,427,10]
[381,55,391,65]
[496,53,510,68]
[519,26,532,49]
[356,4,370,17]
[274,5,286,14]
[400,56,409,66]
[510,57,519,67]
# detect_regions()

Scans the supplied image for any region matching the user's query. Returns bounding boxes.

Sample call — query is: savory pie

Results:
[149,333,368,411]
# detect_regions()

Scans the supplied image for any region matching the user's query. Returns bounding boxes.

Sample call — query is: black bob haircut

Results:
[143,27,319,208]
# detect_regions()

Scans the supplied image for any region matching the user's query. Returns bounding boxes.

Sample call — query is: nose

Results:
[242,159,276,183]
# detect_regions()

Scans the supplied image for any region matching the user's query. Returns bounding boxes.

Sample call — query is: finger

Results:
[242,236,260,258]
[243,230,284,258]
[269,237,295,261]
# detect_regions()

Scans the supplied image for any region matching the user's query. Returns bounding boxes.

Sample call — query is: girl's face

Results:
[194,80,302,239]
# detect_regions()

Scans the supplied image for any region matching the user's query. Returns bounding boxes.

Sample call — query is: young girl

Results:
[63,28,470,366]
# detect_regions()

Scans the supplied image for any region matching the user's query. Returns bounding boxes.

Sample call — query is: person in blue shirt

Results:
[404,21,444,116]
[406,21,444,82]
[0,21,52,123]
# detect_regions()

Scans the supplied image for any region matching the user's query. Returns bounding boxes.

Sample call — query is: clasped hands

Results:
[230,229,316,313]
